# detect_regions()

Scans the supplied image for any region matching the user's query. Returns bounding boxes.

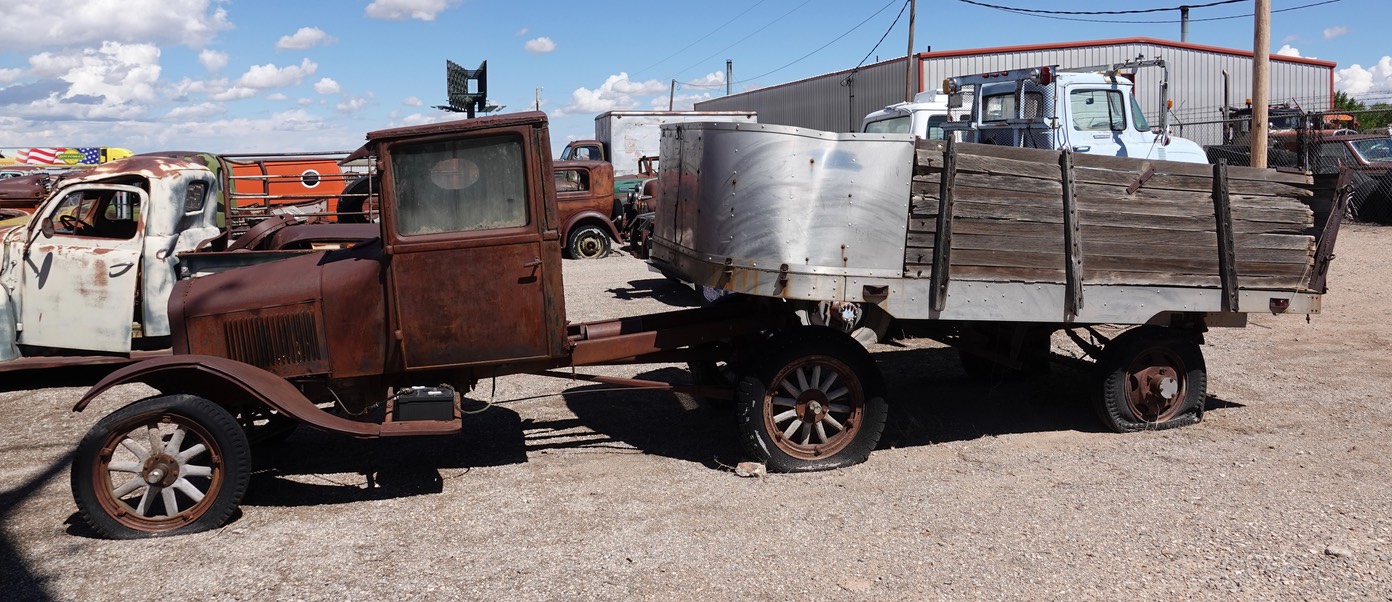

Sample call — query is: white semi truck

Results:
[562,110,756,176]
[862,57,1208,164]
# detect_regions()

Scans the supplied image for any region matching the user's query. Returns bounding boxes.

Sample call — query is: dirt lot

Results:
[2,225,1390,601]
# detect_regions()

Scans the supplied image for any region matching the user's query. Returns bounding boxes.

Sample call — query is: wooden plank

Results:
[1061,150,1083,320]
[915,140,1313,186]
[903,264,1311,290]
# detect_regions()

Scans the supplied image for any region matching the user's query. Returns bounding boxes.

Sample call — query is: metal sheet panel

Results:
[654,122,914,278]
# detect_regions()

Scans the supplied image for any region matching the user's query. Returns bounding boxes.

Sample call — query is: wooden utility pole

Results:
[905,0,917,101]
[1252,0,1271,168]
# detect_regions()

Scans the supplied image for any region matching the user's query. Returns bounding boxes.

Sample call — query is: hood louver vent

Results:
[224,309,322,369]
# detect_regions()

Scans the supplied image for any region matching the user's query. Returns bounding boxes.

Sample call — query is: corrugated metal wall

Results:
[697,56,915,133]
[697,39,1332,147]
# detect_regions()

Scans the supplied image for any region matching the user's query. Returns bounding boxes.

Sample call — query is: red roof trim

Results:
[917,37,1336,68]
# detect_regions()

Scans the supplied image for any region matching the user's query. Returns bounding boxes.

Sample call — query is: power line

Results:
[957,0,1244,15]
[851,0,912,73]
[958,0,1342,24]
[678,0,902,90]
[633,0,769,78]
[666,0,815,82]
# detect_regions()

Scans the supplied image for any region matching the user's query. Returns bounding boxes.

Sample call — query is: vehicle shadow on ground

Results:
[0,364,122,393]
[874,345,1246,448]
[2,453,70,599]
[606,277,704,308]
[239,405,530,508]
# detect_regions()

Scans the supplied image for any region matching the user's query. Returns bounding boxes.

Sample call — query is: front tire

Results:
[738,327,888,472]
[567,224,610,259]
[72,394,251,539]
[1092,327,1207,433]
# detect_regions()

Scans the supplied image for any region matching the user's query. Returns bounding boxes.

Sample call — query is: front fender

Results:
[563,211,623,242]
[74,354,384,438]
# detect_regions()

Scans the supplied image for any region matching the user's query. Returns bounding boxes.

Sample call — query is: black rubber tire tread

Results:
[737,326,888,472]
[1091,326,1207,433]
[72,394,252,539]
[566,224,610,259]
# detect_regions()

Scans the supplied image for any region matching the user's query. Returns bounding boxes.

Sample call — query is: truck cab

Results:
[938,58,1208,164]
[553,159,624,258]
[860,91,955,139]
[0,156,223,361]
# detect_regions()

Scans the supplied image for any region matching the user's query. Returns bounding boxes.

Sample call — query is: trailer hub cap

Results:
[1124,348,1189,422]
[142,456,179,486]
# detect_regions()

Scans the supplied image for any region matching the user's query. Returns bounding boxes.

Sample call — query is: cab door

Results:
[1065,86,1127,157]
[381,126,566,369]
[19,184,146,353]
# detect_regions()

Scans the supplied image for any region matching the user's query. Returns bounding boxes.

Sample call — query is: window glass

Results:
[47,189,140,239]
[864,116,910,134]
[1129,95,1150,131]
[392,135,528,236]
[984,94,1014,122]
[1349,138,1392,163]
[554,168,590,193]
[1070,89,1126,131]
[184,181,208,213]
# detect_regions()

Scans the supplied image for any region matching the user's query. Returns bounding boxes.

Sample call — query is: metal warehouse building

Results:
[695,37,1335,145]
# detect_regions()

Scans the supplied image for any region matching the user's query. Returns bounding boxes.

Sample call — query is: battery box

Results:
[390,385,459,421]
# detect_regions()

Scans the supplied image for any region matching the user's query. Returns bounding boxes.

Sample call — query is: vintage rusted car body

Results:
[0,154,375,370]
[69,112,880,539]
[553,159,623,259]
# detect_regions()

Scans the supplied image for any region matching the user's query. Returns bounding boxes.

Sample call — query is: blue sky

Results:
[0,0,1386,157]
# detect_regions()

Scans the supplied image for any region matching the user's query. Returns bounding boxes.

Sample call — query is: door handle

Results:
[523,257,542,268]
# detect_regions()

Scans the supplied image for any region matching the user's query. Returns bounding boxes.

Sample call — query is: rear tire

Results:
[72,394,251,539]
[1092,327,1207,433]
[737,327,888,472]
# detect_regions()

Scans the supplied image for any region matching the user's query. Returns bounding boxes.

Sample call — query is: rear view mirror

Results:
[40,218,54,238]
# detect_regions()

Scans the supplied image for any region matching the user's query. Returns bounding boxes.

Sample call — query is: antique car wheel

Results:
[1092,327,1207,433]
[737,327,887,472]
[72,394,251,539]
[567,225,610,259]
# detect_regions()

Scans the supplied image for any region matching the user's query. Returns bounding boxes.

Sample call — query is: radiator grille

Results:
[223,310,322,368]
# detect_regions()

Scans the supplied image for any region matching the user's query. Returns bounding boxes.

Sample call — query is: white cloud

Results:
[1335,57,1392,97]
[1323,26,1348,40]
[165,102,224,120]
[337,96,369,113]
[199,50,228,73]
[0,0,232,49]
[515,27,529,37]
[559,72,667,116]
[651,71,726,110]
[0,68,23,84]
[403,96,423,106]
[266,92,288,101]
[209,86,257,101]
[277,27,337,50]
[365,0,460,21]
[4,42,163,120]
[1276,45,1302,58]
[297,98,314,106]
[524,37,556,55]
[236,58,317,89]
[313,78,341,94]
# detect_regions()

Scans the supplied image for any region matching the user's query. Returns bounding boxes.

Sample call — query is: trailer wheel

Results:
[737,327,887,472]
[72,394,251,539]
[1092,327,1207,433]
[567,225,610,259]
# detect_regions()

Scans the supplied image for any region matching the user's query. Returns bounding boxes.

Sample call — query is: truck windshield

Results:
[864,115,910,134]
[391,134,529,236]
[1130,95,1150,132]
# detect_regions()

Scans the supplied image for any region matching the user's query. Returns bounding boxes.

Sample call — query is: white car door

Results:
[18,184,146,353]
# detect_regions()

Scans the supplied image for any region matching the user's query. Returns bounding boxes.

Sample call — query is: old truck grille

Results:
[224,309,322,368]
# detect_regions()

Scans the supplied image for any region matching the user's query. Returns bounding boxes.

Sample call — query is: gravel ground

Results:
[2,225,1390,601]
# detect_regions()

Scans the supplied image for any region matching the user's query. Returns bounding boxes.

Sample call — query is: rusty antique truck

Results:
[68,111,1338,539]
[0,152,376,371]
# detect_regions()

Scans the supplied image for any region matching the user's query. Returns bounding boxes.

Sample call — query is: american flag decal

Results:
[14,147,105,165]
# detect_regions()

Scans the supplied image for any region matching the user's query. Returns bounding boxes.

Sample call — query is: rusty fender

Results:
[73,354,384,438]
[564,209,623,241]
